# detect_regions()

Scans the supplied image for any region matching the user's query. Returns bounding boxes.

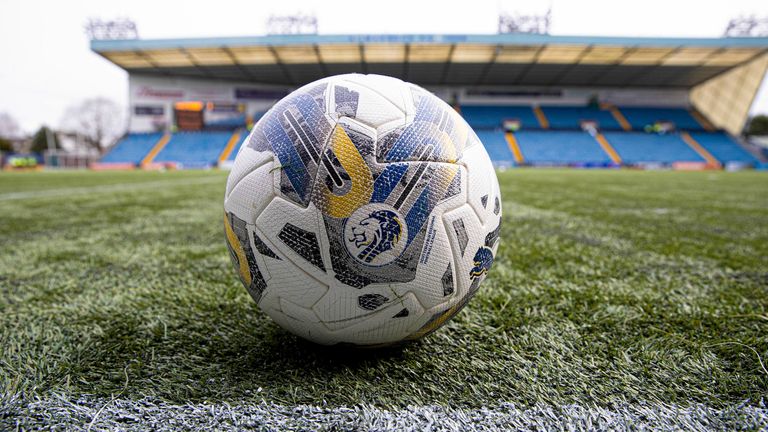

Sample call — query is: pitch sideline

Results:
[2,395,766,431]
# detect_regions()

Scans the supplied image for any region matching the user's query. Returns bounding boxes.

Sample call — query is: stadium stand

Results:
[687,132,759,164]
[89,33,767,171]
[96,107,759,170]
[226,131,251,161]
[540,106,622,130]
[206,114,247,129]
[514,131,614,165]
[603,132,705,164]
[474,131,516,167]
[618,107,704,131]
[461,105,540,130]
[153,131,233,168]
[100,133,164,165]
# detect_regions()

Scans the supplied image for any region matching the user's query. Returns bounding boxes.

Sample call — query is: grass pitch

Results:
[0,169,766,416]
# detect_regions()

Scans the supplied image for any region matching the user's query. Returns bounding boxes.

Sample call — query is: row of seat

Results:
[477,130,757,166]
[100,132,165,164]
[461,105,708,131]
[102,130,248,168]
[153,131,233,166]
[102,128,756,168]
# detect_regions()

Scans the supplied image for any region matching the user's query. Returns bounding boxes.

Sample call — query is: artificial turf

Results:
[0,169,766,411]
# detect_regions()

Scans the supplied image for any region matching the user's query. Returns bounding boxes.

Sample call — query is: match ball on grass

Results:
[223,74,501,346]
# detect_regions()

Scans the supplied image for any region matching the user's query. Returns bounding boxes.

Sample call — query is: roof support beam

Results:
[549,44,594,86]
[359,44,368,74]
[180,47,213,79]
[403,44,411,81]
[267,45,297,86]
[313,44,330,77]
[590,46,638,85]
[134,50,168,76]
[621,46,682,87]
[222,46,256,81]
[515,45,546,83]
[439,44,457,85]
[473,45,500,87]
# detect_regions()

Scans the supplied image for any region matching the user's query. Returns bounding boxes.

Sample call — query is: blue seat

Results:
[619,107,704,130]
[689,132,757,164]
[514,131,612,165]
[461,105,540,130]
[604,132,704,164]
[154,131,233,166]
[206,114,246,129]
[227,131,252,161]
[227,113,264,161]
[474,131,516,167]
[540,106,621,130]
[101,133,164,164]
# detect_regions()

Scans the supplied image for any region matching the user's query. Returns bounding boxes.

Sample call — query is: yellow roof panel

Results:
[703,48,761,66]
[537,44,588,63]
[142,49,192,67]
[579,46,627,64]
[408,44,452,62]
[363,44,406,62]
[228,46,276,64]
[662,47,718,65]
[274,45,318,64]
[620,47,675,65]
[102,51,153,68]
[451,44,496,63]
[186,48,232,66]
[495,45,542,63]
[318,44,361,63]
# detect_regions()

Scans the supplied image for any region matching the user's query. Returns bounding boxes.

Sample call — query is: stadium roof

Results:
[92,33,768,88]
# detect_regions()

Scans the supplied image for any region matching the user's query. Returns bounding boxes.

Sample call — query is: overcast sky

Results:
[1,0,767,132]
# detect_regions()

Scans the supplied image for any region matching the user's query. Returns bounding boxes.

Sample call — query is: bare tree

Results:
[61,97,125,152]
[0,112,21,139]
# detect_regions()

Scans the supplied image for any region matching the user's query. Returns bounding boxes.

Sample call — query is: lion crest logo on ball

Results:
[347,209,403,264]
[344,205,407,266]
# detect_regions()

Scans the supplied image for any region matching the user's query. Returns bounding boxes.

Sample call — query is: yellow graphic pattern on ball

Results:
[320,124,373,218]
[223,213,252,286]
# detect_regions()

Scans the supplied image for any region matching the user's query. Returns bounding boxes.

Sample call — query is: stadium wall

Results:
[127,74,693,133]
[128,75,289,132]
[457,87,689,107]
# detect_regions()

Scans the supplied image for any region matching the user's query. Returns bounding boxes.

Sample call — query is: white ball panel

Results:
[461,143,500,226]
[225,146,273,199]
[335,292,425,345]
[330,81,406,129]
[279,297,323,324]
[254,199,329,283]
[224,161,275,224]
[391,214,455,310]
[441,205,483,302]
[338,74,409,115]
[263,303,336,346]
[259,250,328,309]
[311,281,391,329]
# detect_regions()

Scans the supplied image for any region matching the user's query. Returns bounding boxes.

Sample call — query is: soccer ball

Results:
[224,74,501,346]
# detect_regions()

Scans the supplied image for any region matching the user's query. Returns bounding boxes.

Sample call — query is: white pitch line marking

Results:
[5,396,768,431]
[0,176,223,202]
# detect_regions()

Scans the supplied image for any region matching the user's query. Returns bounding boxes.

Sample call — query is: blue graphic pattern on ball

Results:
[470,247,494,279]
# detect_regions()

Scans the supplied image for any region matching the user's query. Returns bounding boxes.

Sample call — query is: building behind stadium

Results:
[88,33,768,170]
